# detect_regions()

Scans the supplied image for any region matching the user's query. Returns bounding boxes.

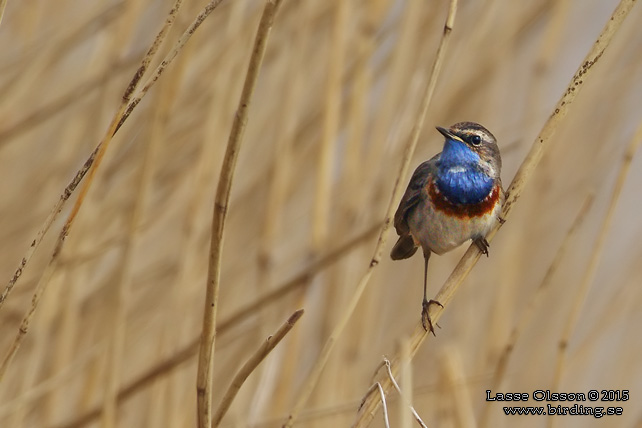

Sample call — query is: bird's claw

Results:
[421,299,443,336]
[474,237,490,257]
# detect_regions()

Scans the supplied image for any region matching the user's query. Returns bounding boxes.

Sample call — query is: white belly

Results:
[408,200,500,255]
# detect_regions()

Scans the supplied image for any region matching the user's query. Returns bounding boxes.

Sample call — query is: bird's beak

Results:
[436,126,464,142]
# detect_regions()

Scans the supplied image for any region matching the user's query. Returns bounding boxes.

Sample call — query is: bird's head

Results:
[436,122,501,179]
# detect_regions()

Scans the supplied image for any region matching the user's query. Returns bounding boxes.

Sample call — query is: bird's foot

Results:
[421,298,443,336]
[474,237,490,257]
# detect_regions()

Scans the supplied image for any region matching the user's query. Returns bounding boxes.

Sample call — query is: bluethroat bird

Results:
[391,122,504,335]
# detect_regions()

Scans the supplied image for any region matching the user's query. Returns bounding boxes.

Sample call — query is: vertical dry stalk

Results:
[41,7,144,412]
[100,2,184,425]
[0,260,56,381]
[5,4,641,428]
[353,1,636,425]
[0,0,185,384]
[100,92,164,428]
[37,222,378,428]
[440,347,475,428]
[282,2,459,426]
[399,341,414,428]
[341,7,374,219]
[0,3,121,126]
[312,0,348,251]
[363,0,424,178]
[0,342,101,420]
[548,120,642,428]
[0,0,184,311]
[212,309,304,427]
[115,0,226,133]
[373,358,425,428]
[0,0,7,28]
[252,2,311,416]
[220,222,379,329]
[479,193,594,428]
[0,0,224,336]
[195,1,286,426]
[362,383,391,428]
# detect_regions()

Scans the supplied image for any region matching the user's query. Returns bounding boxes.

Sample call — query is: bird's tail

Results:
[390,235,418,260]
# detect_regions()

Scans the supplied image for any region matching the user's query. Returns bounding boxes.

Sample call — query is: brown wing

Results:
[393,155,439,236]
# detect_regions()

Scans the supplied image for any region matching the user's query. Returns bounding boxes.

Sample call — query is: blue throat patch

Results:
[436,139,494,205]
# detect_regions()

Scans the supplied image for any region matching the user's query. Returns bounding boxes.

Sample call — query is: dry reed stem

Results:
[0,0,186,384]
[41,223,376,428]
[218,226,379,331]
[196,1,286,426]
[0,3,124,120]
[0,342,102,419]
[49,344,198,428]
[258,63,296,273]
[0,0,183,311]
[115,0,226,133]
[4,3,638,428]
[238,220,376,313]
[548,119,642,428]
[341,6,372,219]
[0,0,223,412]
[363,0,424,180]
[255,9,324,406]
[479,192,594,428]
[242,375,497,428]
[399,341,412,428]
[212,309,304,427]
[0,54,139,146]
[353,1,636,425]
[0,0,222,346]
[0,0,7,28]
[312,1,348,251]
[100,2,182,424]
[100,84,165,427]
[379,358,426,428]
[440,347,475,428]
[281,2,459,426]
[0,260,56,381]
[360,383,390,428]
[140,42,194,427]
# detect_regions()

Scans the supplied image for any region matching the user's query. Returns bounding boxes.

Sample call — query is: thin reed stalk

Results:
[479,193,594,428]
[36,223,376,428]
[0,0,185,313]
[282,1,459,425]
[312,0,348,252]
[0,0,187,383]
[548,119,642,428]
[353,1,637,425]
[2,2,642,427]
[196,1,286,426]
[212,309,303,427]
[0,0,8,28]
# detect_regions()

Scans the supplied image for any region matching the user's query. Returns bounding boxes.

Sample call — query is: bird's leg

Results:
[421,251,442,336]
[474,237,490,257]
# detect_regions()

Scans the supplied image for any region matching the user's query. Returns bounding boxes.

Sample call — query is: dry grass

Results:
[1,1,641,428]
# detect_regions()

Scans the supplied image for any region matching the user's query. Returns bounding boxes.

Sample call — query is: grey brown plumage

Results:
[389,122,503,334]
[391,155,438,260]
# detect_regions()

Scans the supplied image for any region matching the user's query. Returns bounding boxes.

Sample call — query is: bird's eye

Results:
[469,135,482,146]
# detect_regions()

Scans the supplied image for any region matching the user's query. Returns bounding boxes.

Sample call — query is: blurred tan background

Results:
[0,0,641,427]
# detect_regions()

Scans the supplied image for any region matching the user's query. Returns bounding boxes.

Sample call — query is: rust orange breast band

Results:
[428,180,500,218]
